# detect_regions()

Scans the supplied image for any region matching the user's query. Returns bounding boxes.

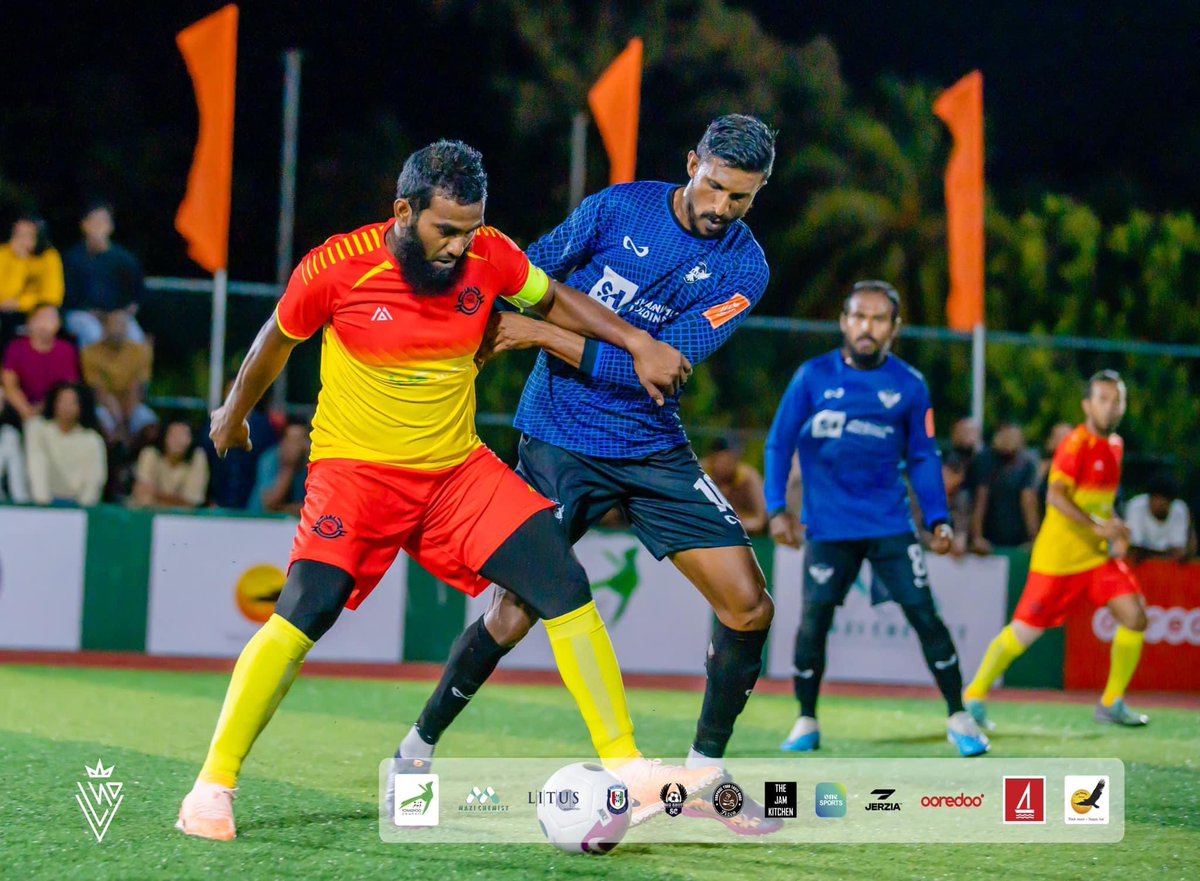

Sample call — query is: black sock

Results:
[793,601,836,719]
[414,616,510,744]
[903,603,965,715]
[692,622,770,758]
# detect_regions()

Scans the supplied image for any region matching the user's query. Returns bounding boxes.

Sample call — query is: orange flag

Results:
[588,38,643,185]
[175,5,238,273]
[933,70,984,331]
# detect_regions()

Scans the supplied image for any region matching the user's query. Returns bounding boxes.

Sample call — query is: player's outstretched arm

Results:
[531,280,692,405]
[210,316,300,457]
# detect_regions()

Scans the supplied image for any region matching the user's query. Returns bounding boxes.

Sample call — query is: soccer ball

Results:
[536,762,631,855]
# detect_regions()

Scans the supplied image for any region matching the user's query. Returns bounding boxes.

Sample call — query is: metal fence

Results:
[142,276,1199,494]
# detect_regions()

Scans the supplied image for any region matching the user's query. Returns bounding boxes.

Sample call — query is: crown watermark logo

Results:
[75,760,124,842]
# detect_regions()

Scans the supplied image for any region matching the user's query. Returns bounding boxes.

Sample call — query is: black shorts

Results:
[515,435,752,559]
[803,533,933,608]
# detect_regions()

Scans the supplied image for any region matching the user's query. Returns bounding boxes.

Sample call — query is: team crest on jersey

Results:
[456,286,484,315]
[684,262,712,284]
[809,564,835,585]
[878,390,902,409]
[313,515,346,540]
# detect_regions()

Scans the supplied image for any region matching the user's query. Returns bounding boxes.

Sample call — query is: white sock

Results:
[686,746,724,771]
[399,725,435,760]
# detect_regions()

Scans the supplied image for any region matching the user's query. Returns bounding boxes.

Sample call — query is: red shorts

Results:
[1014,559,1142,629]
[290,446,555,610]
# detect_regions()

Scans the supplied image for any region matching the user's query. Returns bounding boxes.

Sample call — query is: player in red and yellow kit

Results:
[177,141,721,841]
[965,370,1150,730]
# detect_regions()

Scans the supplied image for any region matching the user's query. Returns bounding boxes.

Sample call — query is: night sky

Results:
[3,1,1199,286]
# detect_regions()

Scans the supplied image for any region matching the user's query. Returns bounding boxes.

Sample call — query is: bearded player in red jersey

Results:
[176,141,722,841]
[965,370,1150,729]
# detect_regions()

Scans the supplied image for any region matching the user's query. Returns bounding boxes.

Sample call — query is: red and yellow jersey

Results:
[1030,424,1123,575]
[275,222,549,470]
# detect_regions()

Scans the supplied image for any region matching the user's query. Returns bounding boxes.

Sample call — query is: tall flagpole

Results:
[208,269,228,410]
[568,112,587,212]
[272,48,302,410]
[971,322,986,425]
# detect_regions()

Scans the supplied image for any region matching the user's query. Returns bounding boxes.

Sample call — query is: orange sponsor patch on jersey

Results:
[925,407,936,438]
[702,293,751,329]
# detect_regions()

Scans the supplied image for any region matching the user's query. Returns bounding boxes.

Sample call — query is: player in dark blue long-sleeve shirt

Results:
[397,116,782,830]
[763,281,990,758]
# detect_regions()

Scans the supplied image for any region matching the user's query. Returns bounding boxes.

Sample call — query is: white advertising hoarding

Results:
[146,515,405,661]
[767,545,1009,685]
[0,507,87,650]
[468,531,715,675]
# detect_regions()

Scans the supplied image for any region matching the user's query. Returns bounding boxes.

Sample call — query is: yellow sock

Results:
[964,625,1026,701]
[198,614,314,788]
[1101,626,1144,706]
[543,601,639,762]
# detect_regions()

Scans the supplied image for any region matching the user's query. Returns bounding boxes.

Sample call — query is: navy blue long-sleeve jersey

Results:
[763,350,948,542]
[514,181,769,459]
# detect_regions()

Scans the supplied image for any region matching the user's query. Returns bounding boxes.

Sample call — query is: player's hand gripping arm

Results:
[517,281,692,406]
[209,317,300,457]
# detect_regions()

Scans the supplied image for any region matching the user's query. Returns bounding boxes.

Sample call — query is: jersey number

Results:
[907,543,930,589]
[693,475,742,526]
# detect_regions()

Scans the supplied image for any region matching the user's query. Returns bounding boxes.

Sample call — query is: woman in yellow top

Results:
[0,215,65,323]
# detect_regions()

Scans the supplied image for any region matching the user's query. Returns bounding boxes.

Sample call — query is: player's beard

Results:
[685,195,729,239]
[845,336,888,369]
[392,223,468,296]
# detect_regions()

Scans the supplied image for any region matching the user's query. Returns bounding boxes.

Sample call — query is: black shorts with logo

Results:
[515,435,752,559]
[803,533,933,608]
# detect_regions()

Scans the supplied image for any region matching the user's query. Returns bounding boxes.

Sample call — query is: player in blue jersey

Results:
[393,116,780,832]
[763,281,990,758]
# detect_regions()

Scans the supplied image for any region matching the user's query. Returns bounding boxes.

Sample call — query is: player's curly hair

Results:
[696,114,777,179]
[395,140,488,213]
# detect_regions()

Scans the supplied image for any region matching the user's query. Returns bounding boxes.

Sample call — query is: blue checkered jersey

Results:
[513,181,769,458]
[763,350,949,542]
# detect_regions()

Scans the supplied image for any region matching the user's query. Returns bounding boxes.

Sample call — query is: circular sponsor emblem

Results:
[235,563,286,623]
[712,782,744,818]
[313,515,346,540]
[456,286,483,315]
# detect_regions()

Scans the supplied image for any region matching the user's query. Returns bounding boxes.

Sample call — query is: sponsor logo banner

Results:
[377,758,1123,844]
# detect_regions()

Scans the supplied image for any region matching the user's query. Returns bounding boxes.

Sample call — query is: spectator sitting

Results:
[0,387,30,501]
[2,304,79,422]
[969,422,1041,553]
[81,309,157,444]
[247,418,310,515]
[131,420,208,509]
[62,201,147,349]
[24,382,106,506]
[1125,473,1196,563]
[0,215,64,347]
[202,382,278,509]
[700,437,767,534]
[1036,421,1074,515]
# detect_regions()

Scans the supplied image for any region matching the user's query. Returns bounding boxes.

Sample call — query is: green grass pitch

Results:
[2,664,1195,881]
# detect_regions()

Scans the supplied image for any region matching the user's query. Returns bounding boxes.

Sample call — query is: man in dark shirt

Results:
[62,201,147,349]
[969,422,1041,551]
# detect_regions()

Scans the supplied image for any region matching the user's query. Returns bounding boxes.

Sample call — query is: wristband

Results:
[767,506,789,519]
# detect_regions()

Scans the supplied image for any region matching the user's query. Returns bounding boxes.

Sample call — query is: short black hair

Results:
[696,114,776,179]
[1086,369,1124,397]
[1146,471,1180,500]
[395,140,488,214]
[844,279,901,321]
[81,199,114,221]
